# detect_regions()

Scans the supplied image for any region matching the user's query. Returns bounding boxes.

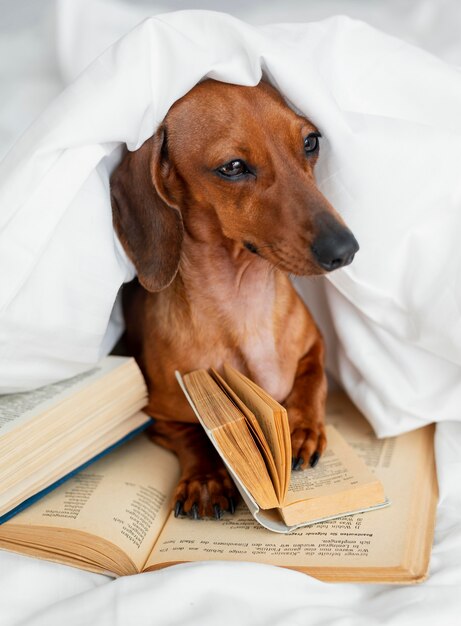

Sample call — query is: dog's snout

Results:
[311,216,359,272]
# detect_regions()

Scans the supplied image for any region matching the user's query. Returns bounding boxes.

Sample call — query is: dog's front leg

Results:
[283,335,328,471]
[148,420,238,519]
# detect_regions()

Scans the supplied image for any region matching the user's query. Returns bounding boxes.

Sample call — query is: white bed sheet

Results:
[1,1,461,624]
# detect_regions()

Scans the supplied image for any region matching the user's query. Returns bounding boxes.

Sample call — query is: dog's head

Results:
[111,79,359,292]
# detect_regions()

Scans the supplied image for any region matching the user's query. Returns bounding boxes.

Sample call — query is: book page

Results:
[284,425,379,505]
[176,372,278,510]
[0,357,131,437]
[0,434,180,572]
[210,369,278,483]
[145,395,435,577]
[221,364,287,494]
[239,374,292,496]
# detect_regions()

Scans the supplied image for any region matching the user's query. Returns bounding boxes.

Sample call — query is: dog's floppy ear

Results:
[110,126,183,292]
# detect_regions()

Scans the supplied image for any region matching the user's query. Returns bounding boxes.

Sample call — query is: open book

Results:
[0,393,437,583]
[177,365,388,530]
[0,357,149,522]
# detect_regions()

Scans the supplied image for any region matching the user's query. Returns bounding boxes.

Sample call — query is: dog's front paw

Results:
[288,408,327,471]
[173,466,238,520]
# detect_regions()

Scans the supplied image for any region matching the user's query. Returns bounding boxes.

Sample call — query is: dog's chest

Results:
[241,330,294,403]
[203,268,296,403]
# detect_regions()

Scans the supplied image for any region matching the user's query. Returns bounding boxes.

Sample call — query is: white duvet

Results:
[1,1,461,624]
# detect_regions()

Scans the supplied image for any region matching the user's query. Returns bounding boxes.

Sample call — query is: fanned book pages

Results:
[177,365,389,531]
[0,356,150,521]
[0,393,437,583]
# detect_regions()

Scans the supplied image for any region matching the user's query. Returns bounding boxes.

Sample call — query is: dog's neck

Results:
[169,211,292,401]
[177,213,278,309]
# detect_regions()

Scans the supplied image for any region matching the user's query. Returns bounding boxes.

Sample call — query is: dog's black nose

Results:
[311,216,359,272]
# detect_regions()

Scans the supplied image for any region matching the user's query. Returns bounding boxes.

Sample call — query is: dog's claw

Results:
[310,451,320,468]
[173,464,238,520]
[290,421,327,474]
[228,497,236,514]
[174,500,184,518]
[190,503,200,520]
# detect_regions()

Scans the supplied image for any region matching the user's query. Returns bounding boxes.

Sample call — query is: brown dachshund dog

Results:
[110,79,359,519]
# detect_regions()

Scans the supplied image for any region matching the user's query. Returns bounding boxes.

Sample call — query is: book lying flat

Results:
[0,393,438,583]
[177,365,388,531]
[0,357,150,521]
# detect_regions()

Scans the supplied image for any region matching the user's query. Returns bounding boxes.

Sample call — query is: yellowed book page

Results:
[145,395,435,577]
[237,374,292,497]
[0,357,139,439]
[279,481,385,527]
[212,428,279,510]
[0,435,180,572]
[182,370,247,430]
[210,369,281,500]
[222,364,291,500]
[222,364,285,489]
[178,371,278,509]
[284,425,381,505]
[210,370,275,464]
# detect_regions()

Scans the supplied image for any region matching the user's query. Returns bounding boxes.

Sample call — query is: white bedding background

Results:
[1,1,461,624]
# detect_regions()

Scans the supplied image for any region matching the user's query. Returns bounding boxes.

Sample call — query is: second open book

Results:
[177,365,388,532]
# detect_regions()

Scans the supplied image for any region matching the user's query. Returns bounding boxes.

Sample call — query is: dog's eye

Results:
[217,160,250,178]
[304,133,320,154]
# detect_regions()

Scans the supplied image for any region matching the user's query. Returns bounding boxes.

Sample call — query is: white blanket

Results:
[2,1,461,624]
[2,0,461,442]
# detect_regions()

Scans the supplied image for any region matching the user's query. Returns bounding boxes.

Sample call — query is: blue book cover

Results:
[0,419,152,525]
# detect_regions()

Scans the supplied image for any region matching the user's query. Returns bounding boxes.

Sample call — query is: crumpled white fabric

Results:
[1,7,461,438]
